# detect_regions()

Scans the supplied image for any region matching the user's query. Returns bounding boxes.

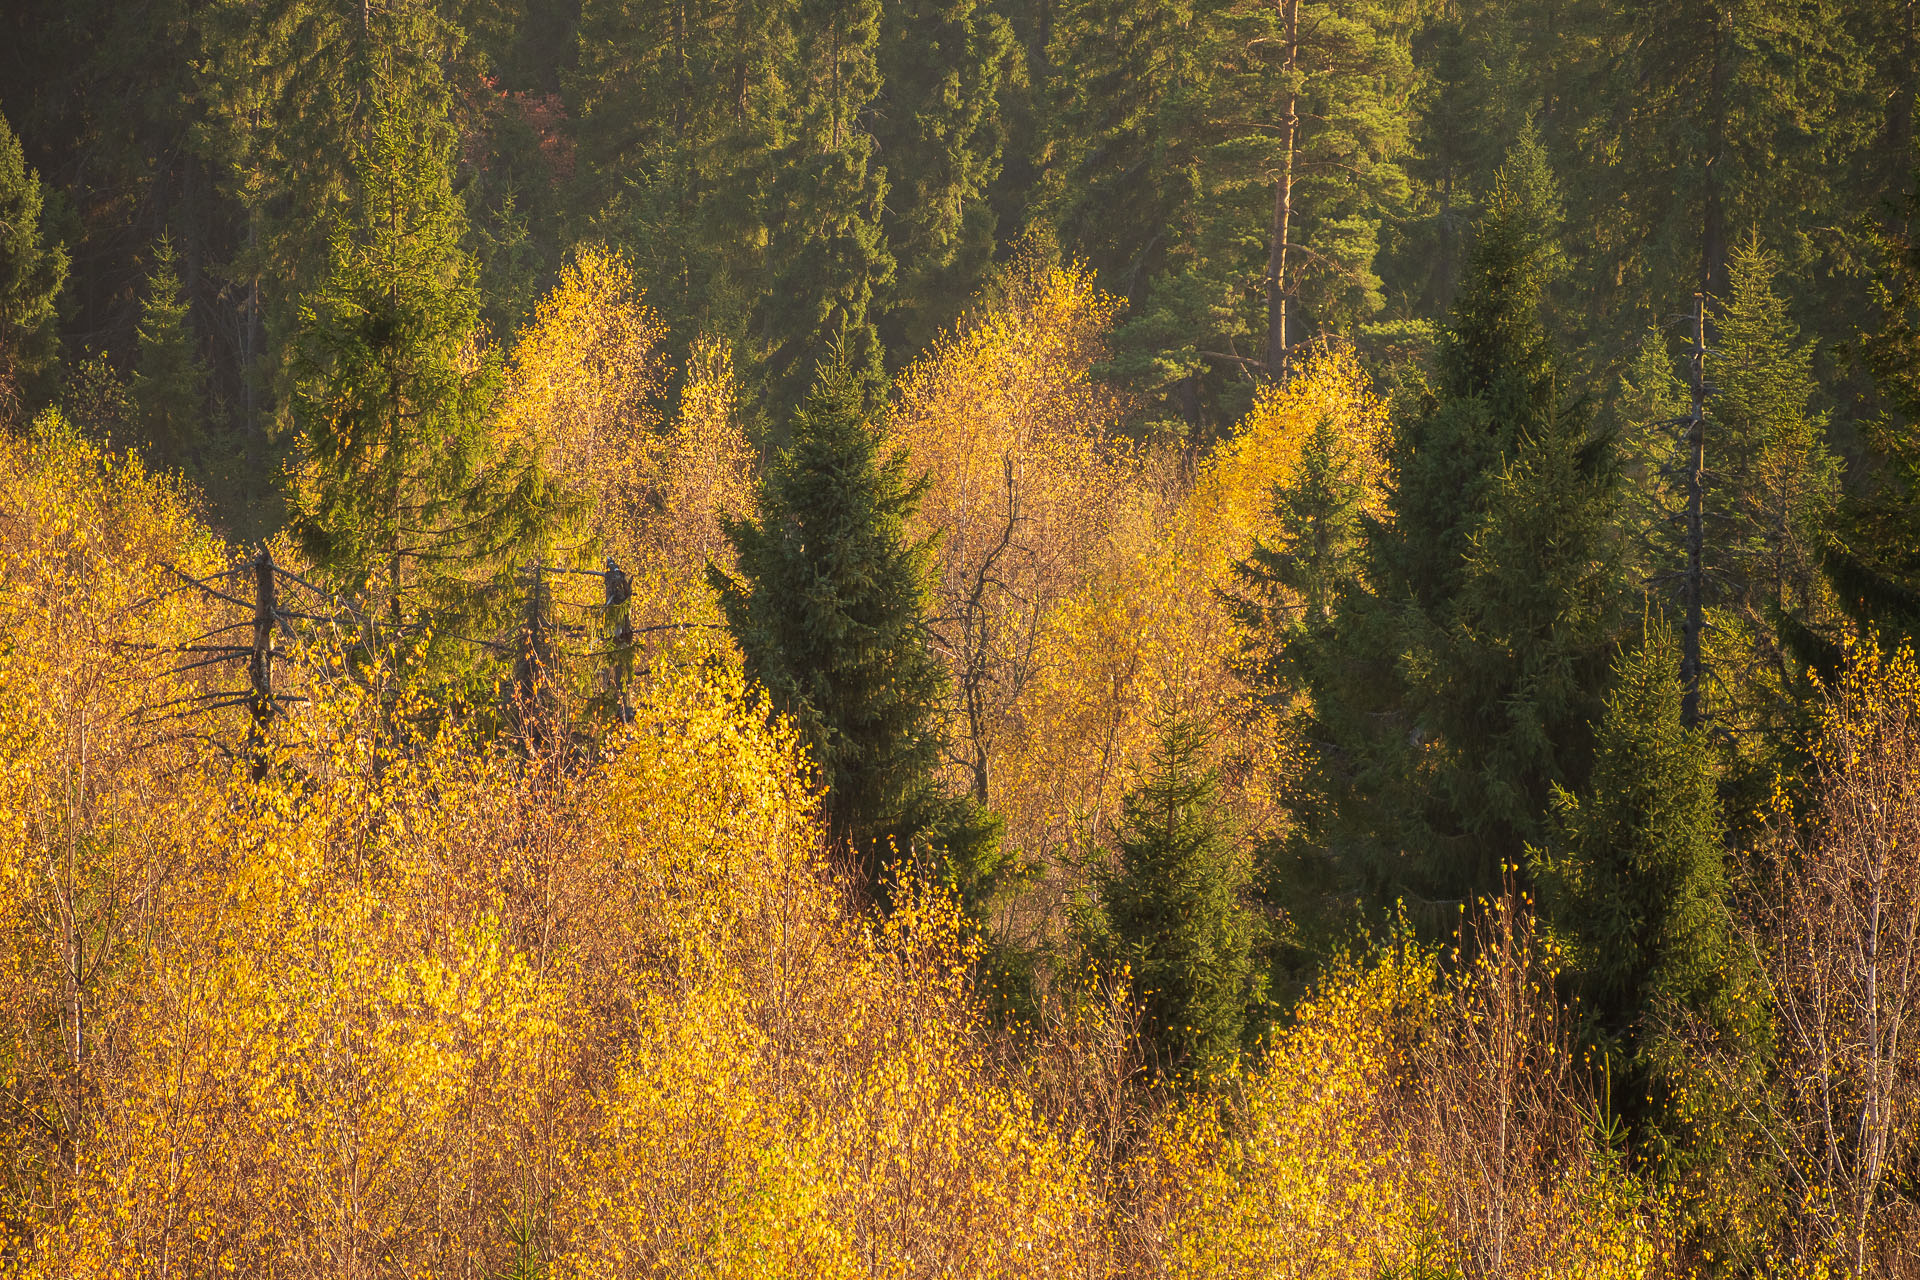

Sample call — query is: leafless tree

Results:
[1743,648,1920,1276]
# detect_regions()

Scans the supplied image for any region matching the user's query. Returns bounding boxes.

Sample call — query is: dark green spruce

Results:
[711,356,1000,904]
[1089,717,1265,1083]
[290,93,565,653]
[0,109,67,418]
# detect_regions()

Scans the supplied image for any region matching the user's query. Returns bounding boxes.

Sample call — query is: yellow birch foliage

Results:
[0,410,227,1223]
[1141,946,1438,1276]
[0,374,1683,1280]
[986,346,1390,918]
[497,247,751,631]
[1142,911,1671,1280]
[625,339,754,627]
[885,260,1128,812]
[495,243,668,510]
[1,419,1104,1276]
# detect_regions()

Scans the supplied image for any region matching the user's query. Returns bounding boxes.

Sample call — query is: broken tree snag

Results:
[604,558,634,725]
[247,548,276,780]
[514,559,556,748]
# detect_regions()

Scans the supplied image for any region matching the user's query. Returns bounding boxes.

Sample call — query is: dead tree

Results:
[245,549,277,779]
[603,558,634,725]
[512,560,556,749]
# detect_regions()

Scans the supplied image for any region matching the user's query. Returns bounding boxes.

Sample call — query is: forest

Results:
[2,0,1920,1273]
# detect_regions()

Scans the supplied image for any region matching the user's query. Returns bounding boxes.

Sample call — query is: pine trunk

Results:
[1265,0,1301,379]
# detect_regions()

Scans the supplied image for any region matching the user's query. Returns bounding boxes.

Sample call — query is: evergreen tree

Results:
[873,0,1014,357]
[0,109,67,417]
[1395,388,1626,902]
[1233,0,1414,377]
[573,0,899,414]
[1227,421,1369,981]
[1043,0,1412,431]
[1229,410,1369,700]
[1711,235,1839,632]
[1844,175,1920,642]
[1533,627,1741,1132]
[291,94,560,648]
[763,0,897,409]
[1308,132,1629,910]
[1610,325,1693,588]
[1559,0,1859,360]
[570,0,794,372]
[8,0,223,432]
[1386,9,1530,320]
[1379,124,1564,615]
[132,232,211,471]
[1039,0,1227,429]
[711,356,998,899]
[1851,0,1919,223]
[201,0,479,437]
[1092,717,1264,1082]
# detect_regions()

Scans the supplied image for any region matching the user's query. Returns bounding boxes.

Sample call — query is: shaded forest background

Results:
[5,0,1914,479]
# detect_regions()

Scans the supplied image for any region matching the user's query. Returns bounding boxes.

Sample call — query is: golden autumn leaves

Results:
[0,257,1807,1277]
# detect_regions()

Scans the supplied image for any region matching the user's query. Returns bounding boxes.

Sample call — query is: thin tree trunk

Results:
[1682,295,1706,727]
[1265,0,1301,378]
[1894,0,1916,232]
[1701,5,1732,303]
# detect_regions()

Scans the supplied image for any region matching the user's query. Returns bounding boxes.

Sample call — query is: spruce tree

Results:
[0,109,68,417]
[711,357,998,900]
[1229,410,1369,700]
[873,0,1014,357]
[1228,410,1373,980]
[1711,235,1839,632]
[1413,380,1627,895]
[1844,176,1920,642]
[201,0,478,433]
[1533,627,1740,1128]
[763,0,897,409]
[1305,132,1628,910]
[1380,124,1563,615]
[570,0,793,372]
[1092,718,1264,1083]
[291,94,559,649]
[1390,9,1530,319]
[1610,326,1693,588]
[132,232,211,471]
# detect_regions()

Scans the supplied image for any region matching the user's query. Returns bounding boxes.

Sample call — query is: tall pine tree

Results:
[1235,0,1414,376]
[1042,0,1413,430]
[711,356,998,900]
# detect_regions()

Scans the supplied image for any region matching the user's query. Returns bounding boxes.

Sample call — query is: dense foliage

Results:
[4,0,1920,1271]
